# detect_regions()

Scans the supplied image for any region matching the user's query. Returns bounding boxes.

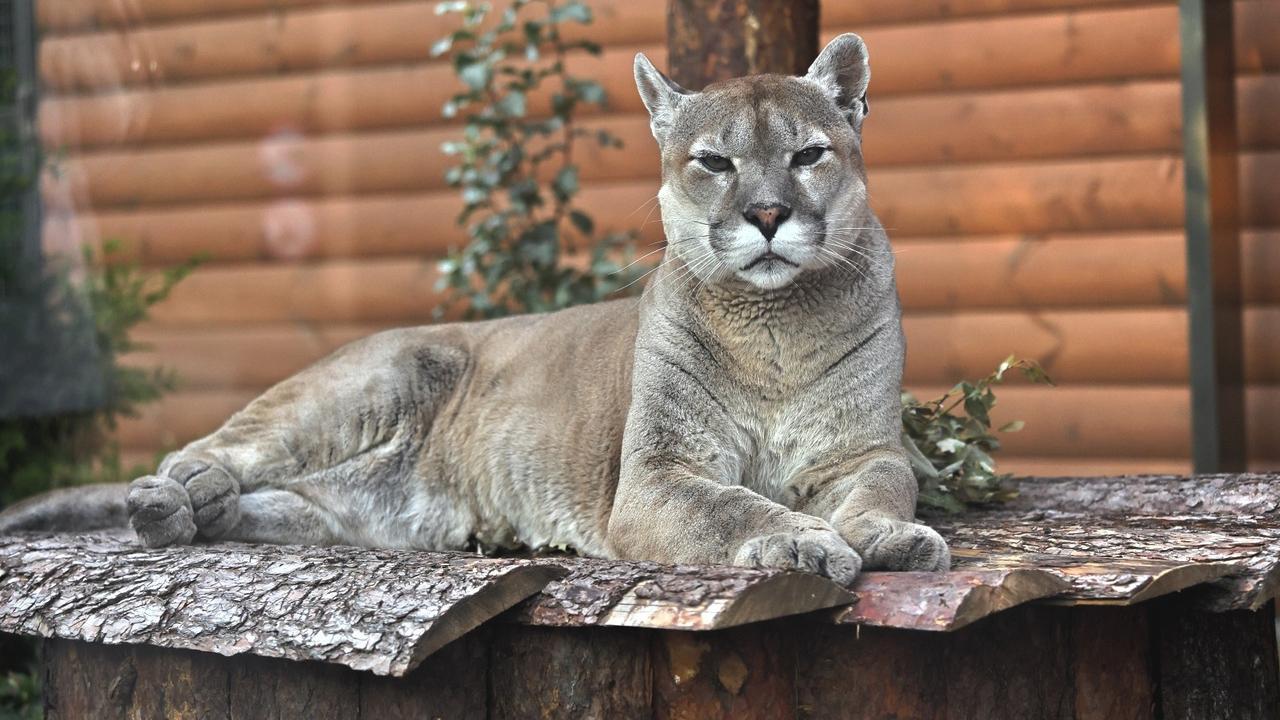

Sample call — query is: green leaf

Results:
[431,36,454,57]
[574,79,606,104]
[999,420,1025,432]
[964,394,990,427]
[549,1,592,24]
[434,1,469,15]
[458,60,491,91]
[496,90,526,117]
[568,210,594,236]
[552,166,579,202]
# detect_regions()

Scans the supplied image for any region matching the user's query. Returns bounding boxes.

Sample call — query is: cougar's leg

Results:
[128,330,469,547]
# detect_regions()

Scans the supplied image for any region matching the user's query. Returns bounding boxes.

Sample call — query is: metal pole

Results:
[1179,0,1244,472]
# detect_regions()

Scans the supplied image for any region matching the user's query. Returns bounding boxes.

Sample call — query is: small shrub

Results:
[903,356,1054,513]
[0,240,198,505]
[432,0,640,318]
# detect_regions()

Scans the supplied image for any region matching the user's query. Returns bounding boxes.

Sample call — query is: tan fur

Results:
[0,35,949,584]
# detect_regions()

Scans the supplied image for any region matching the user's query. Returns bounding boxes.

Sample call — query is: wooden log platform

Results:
[3,473,1280,718]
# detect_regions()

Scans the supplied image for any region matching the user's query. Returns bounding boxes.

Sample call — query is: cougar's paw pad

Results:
[734,529,863,586]
[127,476,197,547]
[860,520,951,572]
[168,460,240,539]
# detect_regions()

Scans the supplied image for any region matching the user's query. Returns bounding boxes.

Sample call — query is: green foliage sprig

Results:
[0,240,198,505]
[0,665,40,720]
[432,0,640,318]
[902,356,1054,513]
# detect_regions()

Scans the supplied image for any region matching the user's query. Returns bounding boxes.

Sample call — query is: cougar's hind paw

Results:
[127,476,197,547]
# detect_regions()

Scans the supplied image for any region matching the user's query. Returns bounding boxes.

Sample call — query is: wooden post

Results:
[1179,0,1245,472]
[666,0,820,89]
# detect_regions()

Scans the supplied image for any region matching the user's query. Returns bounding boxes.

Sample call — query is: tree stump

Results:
[666,0,820,89]
[5,474,1280,718]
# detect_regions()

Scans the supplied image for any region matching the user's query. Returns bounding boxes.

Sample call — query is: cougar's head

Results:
[635,34,873,291]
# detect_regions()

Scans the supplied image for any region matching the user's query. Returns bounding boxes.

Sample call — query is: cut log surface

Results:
[511,557,854,630]
[2,475,1280,669]
[832,569,1069,631]
[936,474,1280,610]
[0,533,561,676]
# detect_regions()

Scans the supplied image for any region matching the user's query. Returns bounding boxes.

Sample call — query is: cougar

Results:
[1,34,949,584]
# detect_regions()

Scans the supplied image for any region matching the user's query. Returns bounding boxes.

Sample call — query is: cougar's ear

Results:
[634,53,693,146]
[804,33,871,126]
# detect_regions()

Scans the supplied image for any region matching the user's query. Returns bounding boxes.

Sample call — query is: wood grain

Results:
[36,2,1280,94]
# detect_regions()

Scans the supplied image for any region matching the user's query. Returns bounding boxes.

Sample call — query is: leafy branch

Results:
[902,356,1054,513]
[432,0,640,318]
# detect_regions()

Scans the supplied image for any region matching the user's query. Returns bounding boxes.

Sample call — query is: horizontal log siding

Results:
[36,0,1280,473]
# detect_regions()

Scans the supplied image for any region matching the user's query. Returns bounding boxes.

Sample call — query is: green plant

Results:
[902,356,1054,513]
[0,240,198,505]
[0,665,40,720]
[432,0,640,318]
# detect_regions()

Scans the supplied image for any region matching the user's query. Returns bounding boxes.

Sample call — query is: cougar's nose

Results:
[743,203,792,240]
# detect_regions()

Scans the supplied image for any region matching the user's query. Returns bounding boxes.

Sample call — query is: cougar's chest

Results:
[729,393,841,503]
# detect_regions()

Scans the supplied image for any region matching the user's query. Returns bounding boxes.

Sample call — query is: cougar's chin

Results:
[735,254,803,290]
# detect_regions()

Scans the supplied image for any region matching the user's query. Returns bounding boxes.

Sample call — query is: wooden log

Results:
[832,569,1069,631]
[36,0,1156,36]
[225,652,362,719]
[146,257,451,325]
[855,0,1278,98]
[1008,472,1280,517]
[48,115,650,209]
[1153,599,1280,719]
[356,629,490,719]
[825,0,1157,28]
[490,625,651,720]
[37,45,645,149]
[126,305,1280,392]
[666,0,818,89]
[43,633,491,719]
[41,72,1280,162]
[37,2,1280,94]
[512,557,853,630]
[795,622,946,720]
[46,184,665,269]
[0,534,562,676]
[941,605,1076,719]
[47,145,1280,239]
[37,1,666,93]
[652,625,796,720]
[999,457,1193,477]
[935,510,1280,606]
[1069,606,1154,720]
[44,640,235,720]
[58,210,1280,318]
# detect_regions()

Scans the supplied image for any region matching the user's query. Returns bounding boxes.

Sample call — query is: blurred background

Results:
[12,0,1280,481]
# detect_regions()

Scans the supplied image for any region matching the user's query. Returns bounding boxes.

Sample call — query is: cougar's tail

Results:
[0,483,129,535]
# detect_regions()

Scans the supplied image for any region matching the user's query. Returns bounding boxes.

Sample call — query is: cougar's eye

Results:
[791,146,827,167]
[696,154,734,173]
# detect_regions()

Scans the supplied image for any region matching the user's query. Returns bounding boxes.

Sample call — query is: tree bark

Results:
[666,0,820,89]
[0,534,560,676]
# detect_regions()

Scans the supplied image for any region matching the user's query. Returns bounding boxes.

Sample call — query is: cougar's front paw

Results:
[128,476,197,547]
[167,459,240,539]
[734,529,863,586]
[845,516,950,572]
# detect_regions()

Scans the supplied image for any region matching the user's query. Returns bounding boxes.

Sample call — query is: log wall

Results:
[35,0,1280,473]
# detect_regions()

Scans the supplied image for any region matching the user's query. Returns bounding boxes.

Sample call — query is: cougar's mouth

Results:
[741,251,798,271]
